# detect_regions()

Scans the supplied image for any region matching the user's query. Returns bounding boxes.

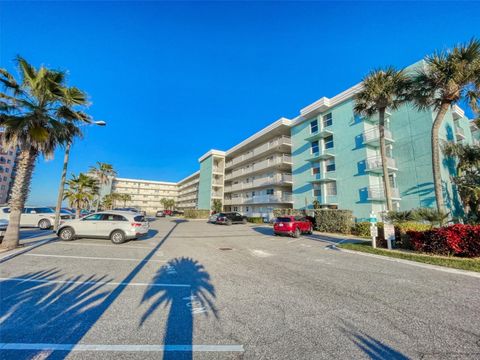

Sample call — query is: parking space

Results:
[1,218,479,359]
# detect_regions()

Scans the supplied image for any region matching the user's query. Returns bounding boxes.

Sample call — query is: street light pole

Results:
[53,121,106,231]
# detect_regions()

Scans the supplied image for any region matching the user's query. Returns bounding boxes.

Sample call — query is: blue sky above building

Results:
[1,1,479,204]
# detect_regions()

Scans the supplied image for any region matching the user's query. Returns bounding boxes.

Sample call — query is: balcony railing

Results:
[225,136,291,169]
[307,147,335,161]
[211,191,223,198]
[316,195,338,204]
[213,167,223,173]
[367,185,400,200]
[455,126,465,141]
[363,128,394,146]
[224,174,292,193]
[365,156,397,172]
[227,193,293,205]
[225,155,292,180]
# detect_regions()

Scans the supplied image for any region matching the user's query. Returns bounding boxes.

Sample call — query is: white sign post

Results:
[384,223,395,250]
[369,211,377,248]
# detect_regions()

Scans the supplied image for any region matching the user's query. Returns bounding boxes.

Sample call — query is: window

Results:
[102,214,127,221]
[233,207,238,212]
[324,135,334,149]
[312,163,320,174]
[266,189,274,195]
[134,215,145,222]
[246,207,249,212]
[323,113,333,127]
[34,207,55,213]
[326,182,337,195]
[83,214,103,221]
[0,185,4,190]
[310,119,318,133]
[313,183,321,197]
[311,140,319,154]
[325,159,336,172]
[252,191,255,197]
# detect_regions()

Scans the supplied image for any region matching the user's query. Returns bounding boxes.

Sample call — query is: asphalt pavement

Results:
[0,218,479,359]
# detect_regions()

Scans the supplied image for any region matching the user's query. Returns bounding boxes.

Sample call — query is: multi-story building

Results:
[100,62,477,220]
[0,130,18,204]
[176,171,200,210]
[108,178,178,214]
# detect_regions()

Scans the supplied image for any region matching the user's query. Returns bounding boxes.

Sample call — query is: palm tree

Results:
[410,39,480,213]
[119,193,132,207]
[354,67,411,211]
[89,162,116,211]
[211,199,222,213]
[63,173,99,218]
[0,57,92,249]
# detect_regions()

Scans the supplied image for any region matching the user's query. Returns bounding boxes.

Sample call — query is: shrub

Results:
[247,217,264,224]
[408,224,480,257]
[272,209,304,218]
[351,222,371,237]
[184,209,210,219]
[395,222,431,249]
[314,209,353,234]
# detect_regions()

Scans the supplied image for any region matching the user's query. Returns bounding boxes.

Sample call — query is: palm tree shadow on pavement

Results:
[139,257,218,360]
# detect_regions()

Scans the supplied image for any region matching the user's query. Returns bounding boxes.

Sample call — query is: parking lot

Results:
[1,218,479,359]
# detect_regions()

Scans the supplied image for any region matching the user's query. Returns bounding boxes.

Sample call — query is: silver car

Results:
[0,206,59,230]
[57,211,150,244]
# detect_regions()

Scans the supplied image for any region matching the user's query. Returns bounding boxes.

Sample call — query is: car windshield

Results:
[276,217,292,222]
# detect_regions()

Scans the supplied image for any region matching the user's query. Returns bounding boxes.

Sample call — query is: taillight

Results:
[131,223,142,227]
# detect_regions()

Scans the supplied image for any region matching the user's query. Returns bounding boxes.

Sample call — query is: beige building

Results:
[223,118,293,217]
[0,130,18,204]
[110,177,178,214]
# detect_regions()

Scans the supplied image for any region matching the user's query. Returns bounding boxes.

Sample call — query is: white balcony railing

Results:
[363,128,393,144]
[365,156,397,171]
[225,155,292,181]
[224,174,292,193]
[455,126,465,140]
[225,136,291,168]
[367,185,400,200]
[227,193,293,205]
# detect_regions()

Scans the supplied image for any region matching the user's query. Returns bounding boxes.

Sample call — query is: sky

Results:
[1,1,479,205]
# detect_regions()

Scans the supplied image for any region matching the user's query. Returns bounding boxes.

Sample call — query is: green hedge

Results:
[247,217,264,224]
[351,222,371,237]
[184,209,210,219]
[314,209,353,234]
[272,208,304,217]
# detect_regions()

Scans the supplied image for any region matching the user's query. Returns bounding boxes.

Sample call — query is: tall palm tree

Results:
[354,67,411,211]
[89,162,116,211]
[410,39,480,212]
[120,193,132,207]
[63,173,99,218]
[0,57,91,249]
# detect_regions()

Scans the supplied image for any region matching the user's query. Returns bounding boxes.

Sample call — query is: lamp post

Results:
[53,121,106,230]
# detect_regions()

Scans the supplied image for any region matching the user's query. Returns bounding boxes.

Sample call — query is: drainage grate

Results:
[219,247,233,251]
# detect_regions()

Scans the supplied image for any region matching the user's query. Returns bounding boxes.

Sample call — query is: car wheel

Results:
[226,220,232,226]
[293,228,301,238]
[59,227,75,241]
[38,219,51,230]
[308,226,313,235]
[110,230,126,244]
[242,219,247,224]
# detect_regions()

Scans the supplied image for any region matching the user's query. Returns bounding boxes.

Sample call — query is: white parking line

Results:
[24,253,166,262]
[0,277,190,288]
[0,343,245,352]
[55,241,157,250]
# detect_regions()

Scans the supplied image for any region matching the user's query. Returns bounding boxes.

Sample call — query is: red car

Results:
[273,216,313,238]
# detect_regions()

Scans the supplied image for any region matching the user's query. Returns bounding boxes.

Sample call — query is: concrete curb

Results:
[334,246,480,279]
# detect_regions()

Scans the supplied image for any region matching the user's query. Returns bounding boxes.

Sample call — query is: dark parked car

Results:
[273,216,313,238]
[172,210,184,216]
[215,212,247,225]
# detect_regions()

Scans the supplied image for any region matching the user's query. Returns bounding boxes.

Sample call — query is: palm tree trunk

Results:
[54,142,71,229]
[76,206,81,219]
[432,102,450,213]
[0,148,37,250]
[379,108,393,211]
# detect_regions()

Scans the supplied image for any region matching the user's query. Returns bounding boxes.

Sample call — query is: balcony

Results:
[365,156,397,173]
[315,195,338,205]
[225,136,291,169]
[211,191,223,198]
[212,179,224,187]
[304,127,334,142]
[308,171,336,183]
[362,111,392,124]
[306,147,335,162]
[224,174,293,193]
[367,185,401,201]
[363,128,394,146]
[225,155,292,181]
[455,126,465,141]
[230,193,293,205]
[212,167,223,174]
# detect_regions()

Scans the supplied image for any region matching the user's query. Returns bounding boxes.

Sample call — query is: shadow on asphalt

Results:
[140,257,217,360]
[251,226,274,236]
[136,229,159,241]
[0,220,182,359]
[341,327,409,360]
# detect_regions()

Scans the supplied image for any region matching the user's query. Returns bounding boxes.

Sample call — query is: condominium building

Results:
[108,178,178,214]
[176,171,200,210]
[101,62,477,220]
[0,129,18,204]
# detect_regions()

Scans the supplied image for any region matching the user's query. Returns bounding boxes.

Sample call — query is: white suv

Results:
[57,211,150,244]
[0,206,57,230]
